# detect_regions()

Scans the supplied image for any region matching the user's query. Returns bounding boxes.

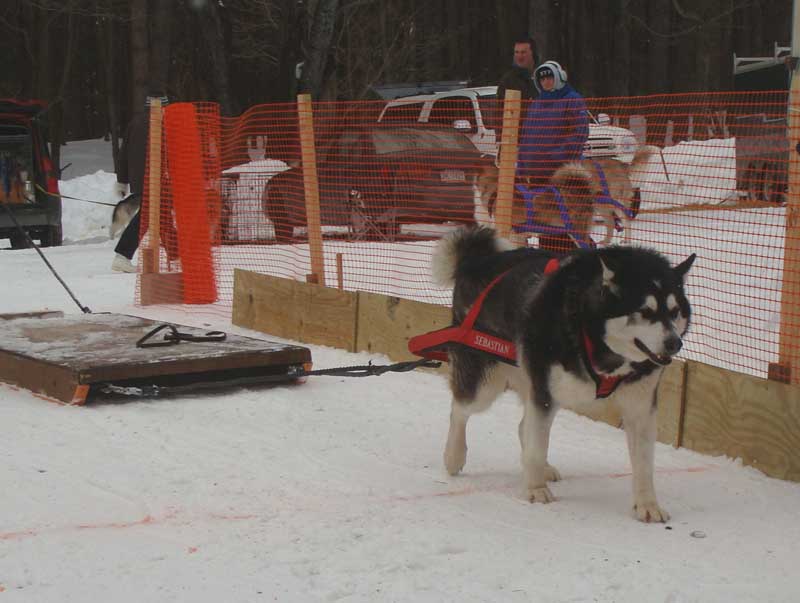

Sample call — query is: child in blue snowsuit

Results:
[517,61,589,186]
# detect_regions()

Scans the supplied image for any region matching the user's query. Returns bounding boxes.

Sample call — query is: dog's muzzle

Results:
[633,335,682,366]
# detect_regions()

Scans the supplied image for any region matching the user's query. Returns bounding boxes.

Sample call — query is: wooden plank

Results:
[0,311,64,321]
[145,97,163,274]
[232,269,357,351]
[0,348,81,404]
[638,200,778,215]
[140,272,183,305]
[297,94,326,286]
[682,360,800,482]
[655,360,686,447]
[495,89,521,239]
[775,50,800,383]
[356,291,451,362]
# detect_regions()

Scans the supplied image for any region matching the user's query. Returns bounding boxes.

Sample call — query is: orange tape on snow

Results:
[164,103,217,304]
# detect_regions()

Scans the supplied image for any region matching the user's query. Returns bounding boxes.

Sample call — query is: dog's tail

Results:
[631,144,659,169]
[432,226,512,287]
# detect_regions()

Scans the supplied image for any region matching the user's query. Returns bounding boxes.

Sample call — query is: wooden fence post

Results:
[143,98,163,274]
[495,89,521,239]
[772,11,800,383]
[297,93,326,287]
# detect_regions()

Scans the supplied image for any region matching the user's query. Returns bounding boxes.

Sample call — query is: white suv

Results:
[377,86,639,164]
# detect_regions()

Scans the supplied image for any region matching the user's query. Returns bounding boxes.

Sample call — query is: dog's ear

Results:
[674,253,696,281]
[598,258,620,297]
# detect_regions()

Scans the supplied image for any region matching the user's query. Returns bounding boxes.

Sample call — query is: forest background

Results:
[0,0,790,174]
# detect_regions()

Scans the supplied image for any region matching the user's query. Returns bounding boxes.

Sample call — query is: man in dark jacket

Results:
[497,37,539,102]
[111,111,147,272]
[517,60,589,186]
[111,104,177,272]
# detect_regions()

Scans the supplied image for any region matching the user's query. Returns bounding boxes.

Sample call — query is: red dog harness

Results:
[408,258,560,365]
[409,257,639,398]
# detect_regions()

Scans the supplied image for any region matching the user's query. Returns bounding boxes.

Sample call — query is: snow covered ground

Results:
[1,139,799,602]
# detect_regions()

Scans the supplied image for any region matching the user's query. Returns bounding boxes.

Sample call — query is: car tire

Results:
[272,214,293,243]
[40,225,63,247]
[9,231,31,249]
[265,176,302,243]
[268,196,294,243]
[378,217,400,241]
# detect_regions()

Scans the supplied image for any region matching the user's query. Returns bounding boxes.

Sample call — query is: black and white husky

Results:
[432,227,695,522]
[110,193,141,238]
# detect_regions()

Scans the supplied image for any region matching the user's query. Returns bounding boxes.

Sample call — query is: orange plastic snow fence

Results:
[138,91,800,384]
[164,103,217,304]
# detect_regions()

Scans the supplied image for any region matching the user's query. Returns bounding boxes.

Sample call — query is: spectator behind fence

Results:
[494,36,538,135]
[497,36,539,102]
[517,60,589,187]
[111,107,177,273]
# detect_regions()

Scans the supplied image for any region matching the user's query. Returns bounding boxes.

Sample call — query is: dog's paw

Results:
[443,444,466,476]
[633,500,670,523]
[545,464,562,482]
[527,485,555,504]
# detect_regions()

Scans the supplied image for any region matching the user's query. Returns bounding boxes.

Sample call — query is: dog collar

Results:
[581,331,637,399]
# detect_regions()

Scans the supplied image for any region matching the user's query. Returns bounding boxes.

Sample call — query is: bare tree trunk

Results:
[34,7,51,99]
[301,0,339,99]
[280,0,303,101]
[609,3,631,97]
[529,0,554,61]
[446,0,458,78]
[97,11,121,172]
[496,1,514,69]
[130,0,148,116]
[49,10,77,176]
[646,0,670,96]
[149,0,172,99]
[197,0,238,115]
[420,2,435,79]
[576,0,598,94]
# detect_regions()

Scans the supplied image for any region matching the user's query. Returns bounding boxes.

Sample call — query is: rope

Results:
[98,356,441,398]
[34,184,118,207]
[299,358,441,378]
[0,201,91,314]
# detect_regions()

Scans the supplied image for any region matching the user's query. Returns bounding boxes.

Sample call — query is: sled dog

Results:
[473,146,657,249]
[432,226,695,522]
[110,193,141,238]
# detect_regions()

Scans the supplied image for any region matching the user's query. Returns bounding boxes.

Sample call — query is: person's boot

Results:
[111,253,137,273]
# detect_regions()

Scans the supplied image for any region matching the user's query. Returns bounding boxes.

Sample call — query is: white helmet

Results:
[533,61,568,92]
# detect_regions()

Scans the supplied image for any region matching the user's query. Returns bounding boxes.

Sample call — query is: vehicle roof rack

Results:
[371,81,470,100]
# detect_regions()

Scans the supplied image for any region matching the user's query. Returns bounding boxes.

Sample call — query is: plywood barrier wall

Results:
[682,361,800,482]
[232,271,800,483]
[355,290,451,361]
[233,269,358,351]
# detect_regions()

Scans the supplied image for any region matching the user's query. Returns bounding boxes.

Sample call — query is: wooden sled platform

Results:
[0,313,312,405]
